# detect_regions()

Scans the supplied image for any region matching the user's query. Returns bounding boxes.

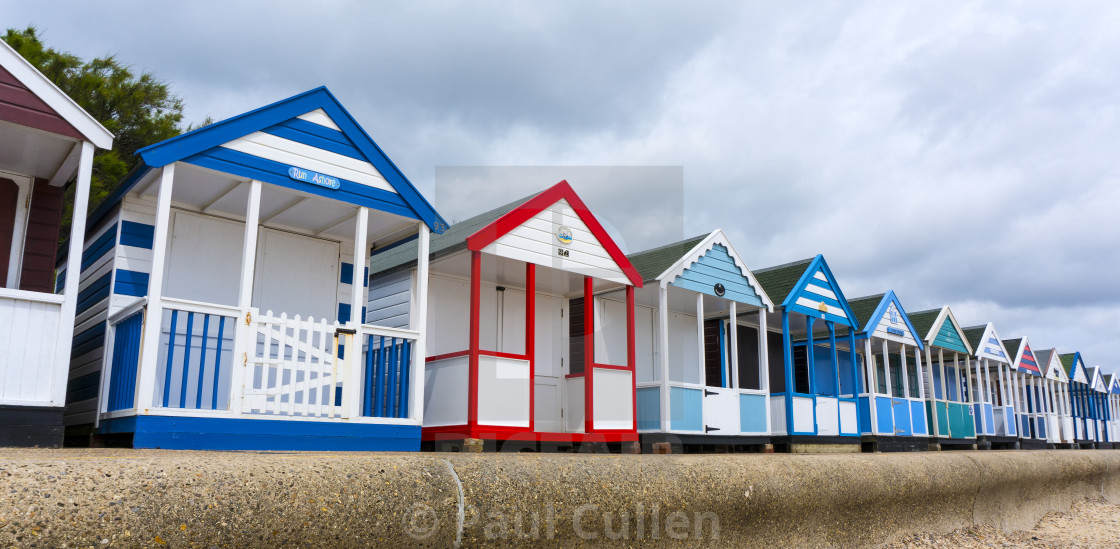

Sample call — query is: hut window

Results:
[703,319,724,387]
[569,297,585,375]
[736,324,762,391]
[792,345,810,394]
[908,361,920,398]
[889,354,905,398]
[0,178,17,289]
[875,354,888,395]
[767,331,785,393]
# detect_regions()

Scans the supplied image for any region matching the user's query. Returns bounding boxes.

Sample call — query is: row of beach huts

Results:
[1,41,1116,453]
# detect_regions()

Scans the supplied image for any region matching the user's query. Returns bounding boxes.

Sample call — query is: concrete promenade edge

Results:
[1,449,1117,547]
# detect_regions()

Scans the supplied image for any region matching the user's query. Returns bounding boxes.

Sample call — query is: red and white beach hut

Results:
[369,180,643,451]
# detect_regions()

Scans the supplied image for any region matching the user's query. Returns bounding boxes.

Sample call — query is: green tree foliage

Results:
[2,26,185,210]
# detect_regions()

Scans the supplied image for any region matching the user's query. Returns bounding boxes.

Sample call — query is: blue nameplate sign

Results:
[288,166,341,190]
[886,327,904,336]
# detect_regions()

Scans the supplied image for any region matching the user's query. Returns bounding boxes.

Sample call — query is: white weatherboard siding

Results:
[592,368,633,430]
[297,109,341,130]
[367,271,412,329]
[220,131,396,194]
[565,376,585,432]
[164,210,243,307]
[423,355,468,426]
[872,301,918,347]
[65,213,122,425]
[667,311,700,384]
[0,296,61,405]
[480,199,629,284]
[477,355,530,427]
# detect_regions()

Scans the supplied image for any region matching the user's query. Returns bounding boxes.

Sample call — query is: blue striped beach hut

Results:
[58,87,446,450]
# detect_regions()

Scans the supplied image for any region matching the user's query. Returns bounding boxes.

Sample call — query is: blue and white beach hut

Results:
[959,323,1016,449]
[59,87,446,450]
[0,40,113,447]
[752,256,862,452]
[1104,373,1119,449]
[1060,352,1094,448]
[1036,348,1074,447]
[1086,366,1111,448]
[1002,336,1049,448]
[625,230,775,452]
[837,292,928,452]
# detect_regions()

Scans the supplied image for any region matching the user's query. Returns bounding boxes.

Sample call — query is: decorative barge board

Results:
[0,40,113,447]
[59,87,446,450]
[752,256,862,453]
[1059,352,1095,448]
[625,230,775,453]
[907,307,978,450]
[1001,336,1051,449]
[835,292,929,453]
[1036,348,1075,447]
[369,181,643,452]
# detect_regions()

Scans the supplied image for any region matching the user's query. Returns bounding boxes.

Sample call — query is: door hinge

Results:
[705,426,720,433]
[25,192,32,208]
[245,312,252,325]
[704,390,719,397]
[242,353,247,367]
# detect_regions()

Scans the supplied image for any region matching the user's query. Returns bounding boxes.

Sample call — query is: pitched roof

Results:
[845,294,885,331]
[1059,353,1077,377]
[1002,338,1023,360]
[89,86,446,234]
[962,325,987,351]
[627,235,707,282]
[1034,348,1055,367]
[752,258,814,305]
[907,308,941,340]
[370,192,534,276]
[0,38,113,148]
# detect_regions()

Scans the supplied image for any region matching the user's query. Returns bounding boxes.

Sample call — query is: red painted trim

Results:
[426,350,471,363]
[467,250,481,429]
[591,363,633,371]
[627,284,637,432]
[479,350,530,361]
[584,276,595,434]
[526,262,536,433]
[463,180,643,288]
[423,425,637,443]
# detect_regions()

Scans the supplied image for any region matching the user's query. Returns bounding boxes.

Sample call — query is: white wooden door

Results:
[252,228,340,321]
[702,387,739,435]
[534,294,563,432]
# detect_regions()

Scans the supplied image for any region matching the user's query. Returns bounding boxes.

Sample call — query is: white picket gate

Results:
[241,309,347,418]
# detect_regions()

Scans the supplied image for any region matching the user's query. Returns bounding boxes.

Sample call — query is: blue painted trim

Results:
[212,317,225,409]
[718,320,728,388]
[340,262,354,285]
[780,255,857,328]
[338,303,351,324]
[113,269,150,298]
[71,321,107,358]
[397,340,411,419]
[80,223,118,271]
[262,121,365,162]
[372,233,419,256]
[163,310,178,407]
[106,311,143,411]
[76,272,112,316]
[55,268,66,293]
[99,415,420,451]
[859,291,925,351]
[119,221,155,249]
[185,147,419,219]
[134,87,447,233]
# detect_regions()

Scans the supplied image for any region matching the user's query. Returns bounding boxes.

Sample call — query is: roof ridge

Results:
[754,257,814,274]
[627,233,709,258]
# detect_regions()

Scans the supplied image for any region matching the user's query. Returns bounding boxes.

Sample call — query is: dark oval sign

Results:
[713,283,726,297]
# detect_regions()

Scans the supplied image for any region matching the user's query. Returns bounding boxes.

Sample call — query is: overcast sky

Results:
[10,2,1119,372]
